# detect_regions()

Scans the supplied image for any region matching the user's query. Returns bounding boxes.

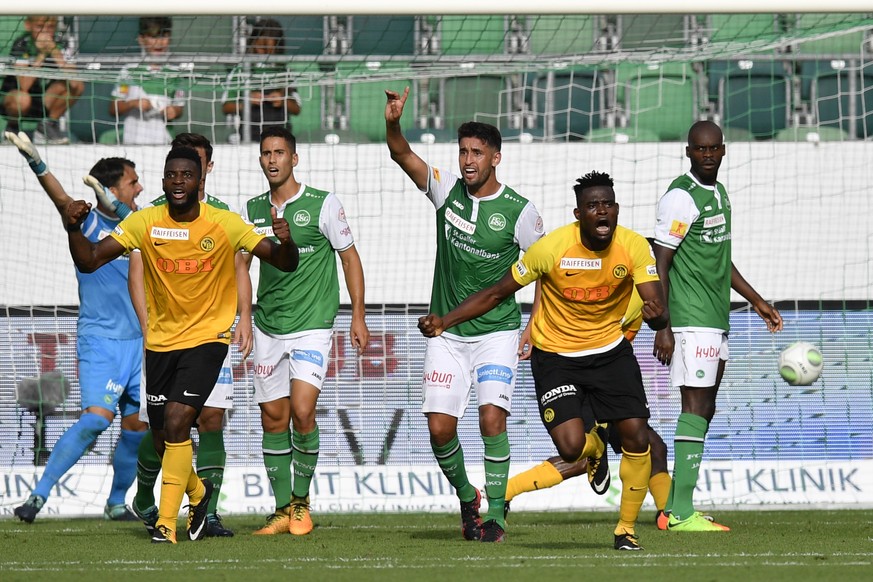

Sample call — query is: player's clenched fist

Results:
[63,200,92,232]
[418,313,445,338]
[270,206,291,244]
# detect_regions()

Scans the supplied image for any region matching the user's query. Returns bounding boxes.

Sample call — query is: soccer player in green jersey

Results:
[385,87,547,543]
[129,133,250,538]
[244,126,369,536]
[653,121,783,532]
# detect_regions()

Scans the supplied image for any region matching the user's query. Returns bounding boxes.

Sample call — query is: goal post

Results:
[1,10,872,517]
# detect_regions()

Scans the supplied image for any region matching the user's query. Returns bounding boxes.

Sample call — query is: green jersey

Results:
[426,166,544,338]
[654,172,732,331]
[242,185,354,335]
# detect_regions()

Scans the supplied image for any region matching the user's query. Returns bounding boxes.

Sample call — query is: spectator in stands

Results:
[222,18,301,143]
[109,17,186,145]
[0,16,84,144]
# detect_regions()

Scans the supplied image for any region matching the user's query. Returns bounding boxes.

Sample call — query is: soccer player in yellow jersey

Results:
[59,147,299,544]
[419,171,669,551]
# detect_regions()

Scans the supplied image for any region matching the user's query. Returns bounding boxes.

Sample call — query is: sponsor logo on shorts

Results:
[696,370,705,378]
[424,370,453,389]
[540,384,576,406]
[217,367,232,385]
[146,393,167,403]
[292,349,324,366]
[695,346,720,359]
[476,364,513,385]
[543,408,555,423]
[254,363,275,378]
[104,379,124,395]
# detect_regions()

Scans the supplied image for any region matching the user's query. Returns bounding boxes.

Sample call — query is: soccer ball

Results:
[778,341,823,386]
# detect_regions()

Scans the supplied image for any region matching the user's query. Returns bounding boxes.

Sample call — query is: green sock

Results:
[291,427,320,499]
[669,412,709,521]
[196,430,226,515]
[134,429,161,511]
[432,436,477,503]
[263,430,293,509]
[482,432,510,528]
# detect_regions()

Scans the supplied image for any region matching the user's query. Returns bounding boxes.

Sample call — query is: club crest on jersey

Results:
[488,213,507,231]
[293,210,311,227]
[200,237,215,252]
[612,264,628,278]
[151,227,189,240]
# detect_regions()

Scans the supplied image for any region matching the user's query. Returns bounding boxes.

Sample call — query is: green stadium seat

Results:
[718,60,791,139]
[98,127,123,144]
[807,61,853,134]
[170,17,234,54]
[859,65,873,139]
[290,83,325,138]
[76,17,140,53]
[707,14,778,45]
[274,16,327,55]
[442,75,508,131]
[351,16,415,56]
[618,14,688,50]
[0,16,25,55]
[439,16,505,56]
[68,80,118,143]
[774,125,849,142]
[532,69,605,140]
[526,15,597,55]
[338,61,414,142]
[584,127,660,143]
[621,62,697,141]
[794,13,868,56]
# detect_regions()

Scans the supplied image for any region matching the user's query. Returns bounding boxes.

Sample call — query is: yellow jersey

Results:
[512,223,658,354]
[111,202,265,351]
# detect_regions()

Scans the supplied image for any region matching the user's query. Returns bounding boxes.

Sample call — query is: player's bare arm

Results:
[234,251,254,359]
[652,243,676,365]
[339,245,370,354]
[64,201,126,272]
[730,263,783,332]
[250,206,299,272]
[518,279,543,360]
[418,270,524,337]
[384,87,429,190]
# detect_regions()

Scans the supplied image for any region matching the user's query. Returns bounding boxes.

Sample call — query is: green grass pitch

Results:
[2,509,871,581]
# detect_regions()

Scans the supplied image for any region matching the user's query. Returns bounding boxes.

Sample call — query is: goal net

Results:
[1,10,872,516]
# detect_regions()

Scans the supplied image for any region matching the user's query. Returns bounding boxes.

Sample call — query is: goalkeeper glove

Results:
[83,175,133,219]
[4,131,48,176]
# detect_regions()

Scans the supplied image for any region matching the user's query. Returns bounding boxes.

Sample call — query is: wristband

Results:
[29,160,48,177]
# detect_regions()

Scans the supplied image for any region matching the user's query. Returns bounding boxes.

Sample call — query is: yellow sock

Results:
[574,428,605,463]
[648,471,671,512]
[186,466,205,505]
[615,446,651,536]
[156,440,194,532]
[506,461,564,502]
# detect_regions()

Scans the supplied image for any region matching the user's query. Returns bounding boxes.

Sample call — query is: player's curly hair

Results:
[165,147,203,181]
[573,170,614,196]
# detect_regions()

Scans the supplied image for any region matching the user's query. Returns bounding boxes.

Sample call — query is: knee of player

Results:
[554,436,585,463]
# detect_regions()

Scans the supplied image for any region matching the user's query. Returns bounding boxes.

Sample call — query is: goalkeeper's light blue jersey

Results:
[75,209,141,340]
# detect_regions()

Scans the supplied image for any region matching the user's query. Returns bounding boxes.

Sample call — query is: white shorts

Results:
[253,326,332,404]
[138,348,234,422]
[670,330,729,388]
[421,330,519,418]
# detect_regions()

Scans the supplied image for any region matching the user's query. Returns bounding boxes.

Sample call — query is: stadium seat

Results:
[69,80,118,143]
[74,17,140,53]
[351,16,415,56]
[338,61,414,142]
[526,15,597,55]
[620,62,697,141]
[0,16,25,55]
[774,125,849,142]
[718,60,791,139]
[439,16,506,56]
[584,127,660,142]
[170,17,234,54]
[707,14,778,45]
[531,68,605,140]
[274,16,327,55]
[794,13,868,56]
[441,74,510,131]
[98,127,123,144]
[618,14,689,50]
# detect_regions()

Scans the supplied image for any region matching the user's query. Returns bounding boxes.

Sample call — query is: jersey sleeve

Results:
[425,165,458,209]
[510,235,552,287]
[319,193,355,252]
[109,210,147,252]
[629,232,659,285]
[514,201,545,251]
[227,212,266,253]
[654,187,699,250]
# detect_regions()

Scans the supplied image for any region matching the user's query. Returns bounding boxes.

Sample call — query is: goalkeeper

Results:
[7,131,147,523]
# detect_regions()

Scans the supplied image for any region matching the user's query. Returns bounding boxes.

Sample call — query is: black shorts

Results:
[144,342,228,430]
[530,339,650,433]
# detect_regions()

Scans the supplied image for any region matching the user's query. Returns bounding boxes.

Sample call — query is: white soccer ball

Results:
[778,341,823,386]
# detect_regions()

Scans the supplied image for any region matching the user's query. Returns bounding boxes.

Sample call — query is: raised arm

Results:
[731,263,783,332]
[250,206,299,272]
[418,270,524,337]
[339,245,370,354]
[384,87,429,191]
[4,131,72,216]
